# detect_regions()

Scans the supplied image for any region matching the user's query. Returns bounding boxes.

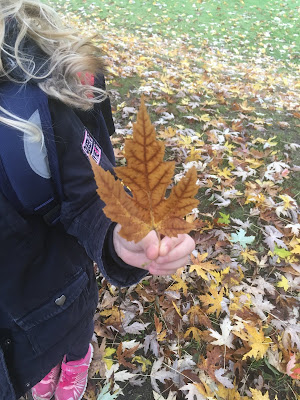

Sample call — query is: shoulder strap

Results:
[0,82,62,225]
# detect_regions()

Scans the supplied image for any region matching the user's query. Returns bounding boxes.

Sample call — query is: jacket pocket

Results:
[0,347,16,400]
[14,269,93,355]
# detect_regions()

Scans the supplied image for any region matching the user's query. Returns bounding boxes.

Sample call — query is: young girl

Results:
[0,1,195,399]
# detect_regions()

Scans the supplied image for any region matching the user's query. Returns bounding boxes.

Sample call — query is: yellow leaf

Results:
[186,146,203,162]
[132,356,152,372]
[240,100,255,112]
[217,384,250,399]
[99,306,123,325]
[291,245,300,254]
[104,347,116,369]
[90,98,199,242]
[245,193,266,206]
[169,275,188,296]
[204,99,218,106]
[195,382,215,398]
[172,301,183,318]
[253,137,266,144]
[199,287,225,317]
[161,86,174,95]
[99,308,117,317]
[291,238,300,254]
[277,275,289,291]
[199,113,211,122]
[229,291,251,312]
[190,252,218,280]
[104,348,116,357]
[189,264,212,280]
[193,252,208,262]
[210,266,230,286]
[279,194,295,210]
[224,141,235,154]
[265,136,278,147]
[250,388,270,400]
[154,315,167,341]
[290,237,300,247]
[159,126,177,138]
[214,167,232,179]
[239,325,272,360]
[178,135,192,147]
[184,327,202,342]
[244,158,264,169]
[241,249,257,263]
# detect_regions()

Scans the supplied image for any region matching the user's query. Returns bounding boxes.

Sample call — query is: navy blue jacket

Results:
[0,83,146,399]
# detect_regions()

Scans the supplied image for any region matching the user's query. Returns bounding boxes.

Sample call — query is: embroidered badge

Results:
[82,129,101,164]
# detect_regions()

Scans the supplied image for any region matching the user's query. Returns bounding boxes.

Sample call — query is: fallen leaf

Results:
[117,342,139,369]
[214,368,234,389]
[209,316,235,349]
[277,275,290,291]
[151,357,174,393]
[231,229,255,248]
[132,355,152,372]
[184,327,202,343]
[180,383,207,400]
[239,325,272,360]
[250,388,270,400]
[96,383,121,400]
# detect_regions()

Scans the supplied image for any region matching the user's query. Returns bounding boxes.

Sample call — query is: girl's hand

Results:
[113,224,195,276]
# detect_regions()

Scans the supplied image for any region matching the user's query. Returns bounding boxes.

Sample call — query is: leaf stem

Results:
[155,229,162,248]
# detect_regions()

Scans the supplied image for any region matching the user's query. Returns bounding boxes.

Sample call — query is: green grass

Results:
[49,1,300,198]
[51,0,300,63]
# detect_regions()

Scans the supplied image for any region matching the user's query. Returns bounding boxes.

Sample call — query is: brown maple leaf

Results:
[90,97,199,242]
[187,304,212,327]
[116,342,139,369]
[198,347,223,381]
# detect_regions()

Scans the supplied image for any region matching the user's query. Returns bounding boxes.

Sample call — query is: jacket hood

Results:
[1,18,51,83]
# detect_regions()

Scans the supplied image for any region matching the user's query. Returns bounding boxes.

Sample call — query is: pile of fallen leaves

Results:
[52,5,300,400]
[88,104,300,400]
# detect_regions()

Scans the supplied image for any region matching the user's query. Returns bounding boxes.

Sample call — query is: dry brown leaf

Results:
[154,314,167,341]
[187,305,212,327]
[94,320,115,339]
[116,342,139,369]
[90,97,198,242]
[89,338,107,378]
[198,347,223,381]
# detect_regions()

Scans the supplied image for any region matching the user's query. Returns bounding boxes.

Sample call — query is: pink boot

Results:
[31,364,61,400]
[55,343,93,400]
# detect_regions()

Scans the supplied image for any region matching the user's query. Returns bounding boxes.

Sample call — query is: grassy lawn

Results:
[48,1,300,399]
[51,0,300,63]
[50,0,300,185]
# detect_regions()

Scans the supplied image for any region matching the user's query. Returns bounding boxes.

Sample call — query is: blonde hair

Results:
[0,0,107,140]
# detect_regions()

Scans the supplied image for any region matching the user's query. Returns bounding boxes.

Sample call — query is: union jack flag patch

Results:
[82,129,101,165]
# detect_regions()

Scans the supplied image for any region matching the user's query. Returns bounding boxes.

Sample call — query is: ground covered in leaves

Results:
[51,1,300,399]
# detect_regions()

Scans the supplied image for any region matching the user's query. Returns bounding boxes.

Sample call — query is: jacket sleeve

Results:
[48,99,147,287]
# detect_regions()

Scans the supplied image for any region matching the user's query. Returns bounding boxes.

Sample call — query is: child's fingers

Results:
[156,235,195,264]
[148,254,190,275]
[140,230,160,260]
[159,235,185,257]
